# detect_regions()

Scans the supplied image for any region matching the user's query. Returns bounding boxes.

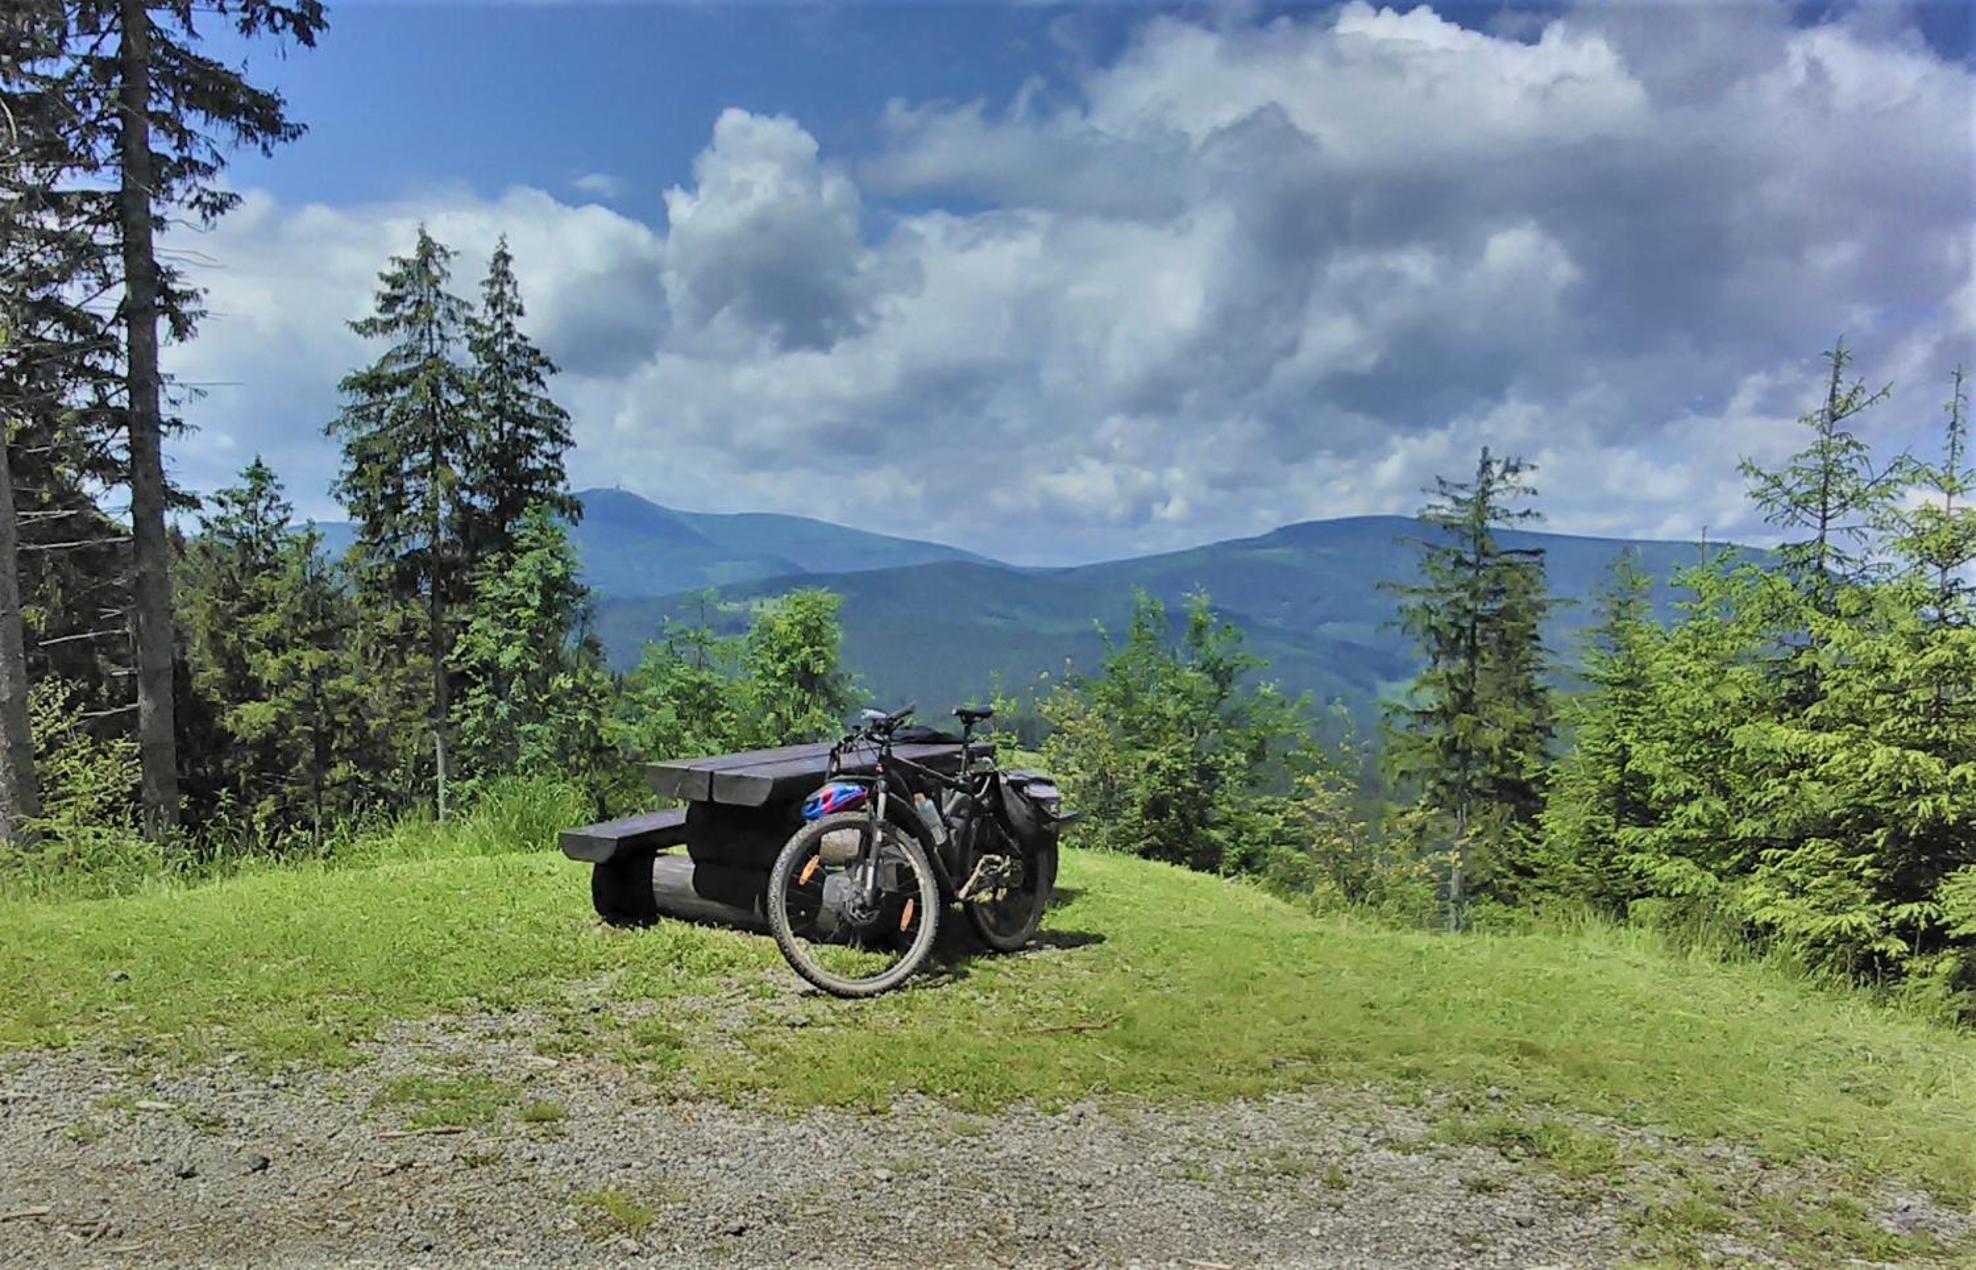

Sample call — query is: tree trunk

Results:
[116,0,178,836]
[0,430,43,842]
[430,452,448,820]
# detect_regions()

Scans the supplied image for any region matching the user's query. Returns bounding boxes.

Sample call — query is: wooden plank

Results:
[644,742,835,801]
[557,806,689,864]
[707,741,994,807]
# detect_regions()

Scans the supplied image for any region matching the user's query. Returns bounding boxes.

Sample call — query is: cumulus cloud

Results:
[659,109,883,355]
[165,2,1973,564]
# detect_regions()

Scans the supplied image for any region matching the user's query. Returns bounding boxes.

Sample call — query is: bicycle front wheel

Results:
[766,811,943,998]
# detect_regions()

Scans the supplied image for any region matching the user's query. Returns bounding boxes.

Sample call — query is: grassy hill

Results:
[1,806,1969,1263]
[595,517,1726,716]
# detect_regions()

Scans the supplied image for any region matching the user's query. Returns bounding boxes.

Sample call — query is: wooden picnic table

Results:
[560,737,991,929]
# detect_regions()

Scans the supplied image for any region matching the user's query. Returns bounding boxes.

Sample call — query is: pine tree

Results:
[464,238,579,564]
[61,0,326,835]
[1040,589,1303,875]
[731,589,859,749]
[233,523,375,846]
[179,456,292,822]
[1541,551,1661,910]
[0,4,125,835]
[1739,341,1897,613]
[1891,368,1973,621]
[328,227,475,817]
[1383,448,1554,921]
[178,457,372,841]
[449,505,617,802]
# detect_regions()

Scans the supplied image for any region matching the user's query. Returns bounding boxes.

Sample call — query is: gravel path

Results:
[0,1017,1631,1268]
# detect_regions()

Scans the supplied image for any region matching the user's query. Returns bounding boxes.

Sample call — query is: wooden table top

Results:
[644,739,991,808]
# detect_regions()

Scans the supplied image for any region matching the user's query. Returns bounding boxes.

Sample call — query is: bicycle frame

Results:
[824,716,997,902]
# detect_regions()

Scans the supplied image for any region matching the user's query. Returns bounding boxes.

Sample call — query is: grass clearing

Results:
[1,843,1972,1246]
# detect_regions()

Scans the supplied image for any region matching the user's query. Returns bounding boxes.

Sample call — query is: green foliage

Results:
[1540,551,1663,910]
[463,237,580,563]
[1383,448,1554,913]
[329,226,476,602]
[1041,589,1306,874]
[179,459,378,847]
[1541,355,1976,1015]
[730,589,858,748]
[328,226,476,803]
[617,588,857,761]
[617,599,742,761]
[1251,725,1439,924]
[450,505,619,806]
[1738,340,1897,609]
[0,678,157,895]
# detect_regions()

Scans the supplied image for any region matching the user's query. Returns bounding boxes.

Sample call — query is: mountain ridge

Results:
[591,513,1735,722]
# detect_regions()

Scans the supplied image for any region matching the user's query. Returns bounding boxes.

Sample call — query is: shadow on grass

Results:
[913,914,1108,987]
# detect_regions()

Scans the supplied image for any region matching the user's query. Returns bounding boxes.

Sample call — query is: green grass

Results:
[376,1072,517,1129]
[571,1187,656,1240]
[1,843,1972,1233]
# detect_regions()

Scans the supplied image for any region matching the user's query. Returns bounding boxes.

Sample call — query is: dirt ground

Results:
[0,1015,1633,1268]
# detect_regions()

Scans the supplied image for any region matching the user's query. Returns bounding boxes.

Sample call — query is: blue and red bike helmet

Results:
[801,781,871,821]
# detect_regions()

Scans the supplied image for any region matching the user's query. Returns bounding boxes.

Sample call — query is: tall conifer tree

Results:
[59,0,326,835]
[1739,341,1898,613]
[328,227,475,817]
[1384,448,1554,921]
[465,237,579,563]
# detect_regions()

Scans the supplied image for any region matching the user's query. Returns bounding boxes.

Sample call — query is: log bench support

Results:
[561,806,775,931]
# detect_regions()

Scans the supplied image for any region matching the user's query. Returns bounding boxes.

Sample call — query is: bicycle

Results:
[765,703,1065,997]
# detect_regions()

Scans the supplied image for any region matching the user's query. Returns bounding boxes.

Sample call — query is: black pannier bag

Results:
[997,770,1066,849]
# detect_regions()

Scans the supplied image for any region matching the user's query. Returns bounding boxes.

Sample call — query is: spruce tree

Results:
[237,523,375,846]
[449,505,617,802]
[465,238,579,564]
[1383,448,1554,921]
[1892,368,1973,620]
[1739,341,1898,613]
[63,0,326,835]
[731,590,859,750]
[1541,551,1660,910]
[180,459,376,845]
[328,227,476,817]
[1040,589,1303,875]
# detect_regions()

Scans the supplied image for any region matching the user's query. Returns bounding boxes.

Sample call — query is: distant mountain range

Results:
[312,487,992,597]
[313,488,1725,719]
[565,493,1727,721]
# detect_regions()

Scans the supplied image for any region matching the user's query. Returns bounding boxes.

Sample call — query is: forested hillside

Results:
[593,516,1718,718]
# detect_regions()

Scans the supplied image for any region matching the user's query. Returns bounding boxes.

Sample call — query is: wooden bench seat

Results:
[557,806,689,864]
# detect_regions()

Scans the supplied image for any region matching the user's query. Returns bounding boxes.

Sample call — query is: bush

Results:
[0,679,161,899]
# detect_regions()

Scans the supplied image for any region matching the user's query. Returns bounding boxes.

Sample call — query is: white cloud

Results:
[571,172,624,200]
[164,3,1974,565]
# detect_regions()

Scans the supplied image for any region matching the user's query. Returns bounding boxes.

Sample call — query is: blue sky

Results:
[173,2,1976,564]
[212,4,1123,208]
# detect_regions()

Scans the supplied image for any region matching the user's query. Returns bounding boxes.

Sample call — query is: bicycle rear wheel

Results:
[766,811,943,998]
[963,829,1056,953]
